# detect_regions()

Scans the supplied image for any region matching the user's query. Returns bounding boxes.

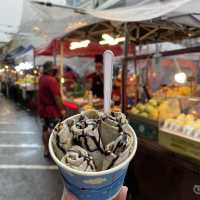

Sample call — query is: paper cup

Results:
[49,115,137,200]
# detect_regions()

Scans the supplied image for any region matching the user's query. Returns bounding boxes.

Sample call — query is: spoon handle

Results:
[103,50,114,114]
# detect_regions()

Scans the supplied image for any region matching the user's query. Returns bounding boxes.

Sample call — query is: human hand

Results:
[61,109,67,118]
[61,186,128,200]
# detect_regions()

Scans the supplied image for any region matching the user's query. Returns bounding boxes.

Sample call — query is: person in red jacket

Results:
[38,61,66,157]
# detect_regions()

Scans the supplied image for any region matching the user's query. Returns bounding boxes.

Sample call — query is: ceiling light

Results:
[174,72,187,84]
[61,77,65,84]
[100,34,125,45]
[70,40,90,50]
[33,26,40,31]
[102,34,114,42]
[15,62,33,71]
[99,40,108,45]
[19,71,24,75]
[115,37,125,43]
[0,69,5,73]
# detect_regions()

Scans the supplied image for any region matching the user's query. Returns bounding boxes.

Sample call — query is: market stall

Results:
[34,37,125,113]
[0,45,38,109]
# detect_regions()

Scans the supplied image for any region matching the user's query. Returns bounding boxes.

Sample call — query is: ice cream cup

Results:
[49,115,137,200]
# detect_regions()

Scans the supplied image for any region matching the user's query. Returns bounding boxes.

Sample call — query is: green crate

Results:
[128,113,159,141]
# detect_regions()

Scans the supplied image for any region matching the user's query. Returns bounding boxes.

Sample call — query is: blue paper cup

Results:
[49,116,137,200]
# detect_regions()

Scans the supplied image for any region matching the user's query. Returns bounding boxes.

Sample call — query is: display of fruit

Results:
[131,98,160,120]
[15,74,36,86]
[136,103,145,112]
[131,107,139,115]
[158,99,180,121]
[154,85,192,98]
[162,114,200,140]
[131,98,180,121]
[140,112,149,118]
[149,99,158,107]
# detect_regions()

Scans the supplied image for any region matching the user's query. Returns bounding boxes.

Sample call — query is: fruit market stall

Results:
[159,97,200,161]
[34,36,125,113]
[126,96,200,199]
[14,72,38,106]
[128,81,194,130]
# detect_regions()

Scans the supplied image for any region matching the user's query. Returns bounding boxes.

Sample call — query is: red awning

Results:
[34,39,123,57]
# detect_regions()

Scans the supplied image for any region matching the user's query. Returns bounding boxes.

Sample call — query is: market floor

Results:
[0,95,63,200]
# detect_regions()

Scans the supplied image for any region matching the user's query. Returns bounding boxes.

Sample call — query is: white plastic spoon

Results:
[103,50,114,114]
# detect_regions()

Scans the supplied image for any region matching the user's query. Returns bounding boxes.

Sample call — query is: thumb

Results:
[114,186,128,200]
[61,191,78,200]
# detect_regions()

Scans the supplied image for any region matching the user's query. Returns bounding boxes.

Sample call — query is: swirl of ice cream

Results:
[102,112,127,126]
[52,110,134,172]
[71,119,104,154]
[102,124,133,170]
[70,118,105,170]
[100,112,128,147]
[61,146,96,172]
[53,122,73,160]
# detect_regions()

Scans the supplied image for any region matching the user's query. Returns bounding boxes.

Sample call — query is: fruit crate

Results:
[128,113,159,141]
[159,129,200,161]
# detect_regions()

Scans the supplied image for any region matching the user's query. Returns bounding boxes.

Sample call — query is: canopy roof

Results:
[2,0,200,51]
[4,46,26,64]
[88,0,191,22]
[0,0,23,44]
[87,0,200,28]
[25,0,200,49]
[35,39,123,57]
[63,20,200,45]
[14,45,34,64]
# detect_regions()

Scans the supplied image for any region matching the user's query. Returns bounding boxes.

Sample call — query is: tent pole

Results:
[133,44,139,103]
[53,39,57,65]
[133,44,137,74]
[60,40,64,98]
[121,23,129,114]
[53,53,57,65]
[33,47,36,67]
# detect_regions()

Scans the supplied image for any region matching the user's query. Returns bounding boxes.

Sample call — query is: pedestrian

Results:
[38,61,66,157]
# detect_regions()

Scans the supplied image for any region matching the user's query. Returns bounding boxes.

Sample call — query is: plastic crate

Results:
[159,129,200,161]
[128,114,159,141]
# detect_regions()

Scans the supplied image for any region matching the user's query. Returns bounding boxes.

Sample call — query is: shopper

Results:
[61,186,128,200]
[87,55,104,98]
[38,61,66,157]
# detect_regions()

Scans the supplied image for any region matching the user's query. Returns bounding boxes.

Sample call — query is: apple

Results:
[149,99,158,107]
[136,103,145,112]
[140,112,149,118]
[131,107,139,115]
[145,104,156,113]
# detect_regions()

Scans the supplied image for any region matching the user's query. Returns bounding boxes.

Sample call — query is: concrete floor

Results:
[0,95,63,200]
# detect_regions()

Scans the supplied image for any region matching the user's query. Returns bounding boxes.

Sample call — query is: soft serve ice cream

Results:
[52,110,134,172]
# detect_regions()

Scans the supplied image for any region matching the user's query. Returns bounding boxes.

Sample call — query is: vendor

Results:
[86,55,104,98]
